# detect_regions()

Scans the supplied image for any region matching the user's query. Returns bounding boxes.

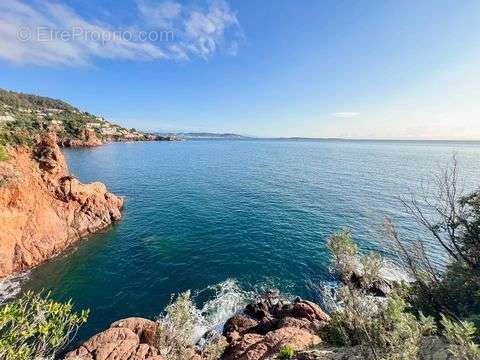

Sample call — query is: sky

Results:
[1,0,480,139]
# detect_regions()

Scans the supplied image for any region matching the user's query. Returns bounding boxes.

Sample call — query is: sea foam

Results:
[0,271,30,304]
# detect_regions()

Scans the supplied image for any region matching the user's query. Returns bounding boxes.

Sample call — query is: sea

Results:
[2,138,480,345]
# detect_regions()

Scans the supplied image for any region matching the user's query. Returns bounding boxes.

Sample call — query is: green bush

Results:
[325,231,436,359]
[278,344,296,359]
[0,291,89,360]
[325,287,436,359]
[441,314,480,360]
[327,230,358,280]
[442,263,480,329]
[156,290,200,360]
[360,252,383,288]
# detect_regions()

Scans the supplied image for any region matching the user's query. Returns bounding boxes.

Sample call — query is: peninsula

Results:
[0,89,157,278]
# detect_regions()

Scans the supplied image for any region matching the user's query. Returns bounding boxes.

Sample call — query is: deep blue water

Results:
[13,139,480,343]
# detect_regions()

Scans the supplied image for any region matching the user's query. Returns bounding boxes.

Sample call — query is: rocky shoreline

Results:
[64,292,332,360]
[63,289,451,360]
[58,128,177,148]
[0,133,124,278]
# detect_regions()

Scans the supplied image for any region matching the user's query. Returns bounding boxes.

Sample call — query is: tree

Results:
[383,156,480,329]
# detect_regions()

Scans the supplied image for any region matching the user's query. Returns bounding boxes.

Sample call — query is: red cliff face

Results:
[0,133,123,278]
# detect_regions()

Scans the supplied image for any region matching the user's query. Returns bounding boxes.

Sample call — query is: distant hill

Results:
[171,132,251,139]
[0,89,171,146]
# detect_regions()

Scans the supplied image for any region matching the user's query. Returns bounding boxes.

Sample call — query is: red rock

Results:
[224,315,259,336]
[223,295,330,360]
[290,300,331,323]
[111,317,157,347]
[0,133,123,278]
[64,326,161,360]
[64,129,103,148]
[224,327,321,360]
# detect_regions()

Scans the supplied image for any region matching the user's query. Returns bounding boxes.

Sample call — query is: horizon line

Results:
[146,131,480,142]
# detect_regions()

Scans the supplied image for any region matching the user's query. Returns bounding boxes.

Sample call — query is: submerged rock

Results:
[345,269,393,297]
[0,132,123,278]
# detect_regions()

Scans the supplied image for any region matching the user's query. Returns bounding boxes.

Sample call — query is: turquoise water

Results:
[12,139,480,344]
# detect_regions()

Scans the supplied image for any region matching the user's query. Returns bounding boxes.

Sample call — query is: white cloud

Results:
[0,0,243,66]
[138,0,244,59]
[331,112,359,118]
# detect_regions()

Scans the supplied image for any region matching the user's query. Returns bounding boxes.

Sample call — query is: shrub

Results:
[325,231,436,359]
[441,314,480,360]
[360,252,383,288]
[325,287,436,359]
[430,261,480,331]
[0,144,8,161]
[327,230,358,280]
[156,290,200,360]
[278,344,296,359]
[0,291,89,360]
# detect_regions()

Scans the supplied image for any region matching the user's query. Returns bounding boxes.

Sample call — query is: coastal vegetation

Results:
[278,345,296,359]
[0,89,167,147]
[2,157,480,359]
[155,290,199,359]
[323,157,480,359]
[325,232,437,358]
[0,292,88,360]
[0,144,8,161]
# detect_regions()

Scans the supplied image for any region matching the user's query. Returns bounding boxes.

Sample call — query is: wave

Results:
[0,271,30,304]
[191,279,255,343]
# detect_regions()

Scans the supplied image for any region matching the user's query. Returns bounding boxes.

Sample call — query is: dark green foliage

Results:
[438,262,480,328]
[0,89,74,111]
[410,260,480,335]
[325,291,436,359]
[0,89,94,146]
[457,192,480,266]
[0,89,138,147]
[441,314,480,359]
[387,188,480,338]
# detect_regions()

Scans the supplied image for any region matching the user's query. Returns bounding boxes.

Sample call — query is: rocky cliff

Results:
[0,133,123,278]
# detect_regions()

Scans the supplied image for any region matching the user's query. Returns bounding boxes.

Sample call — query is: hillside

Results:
[0,89,173,147]
[173,132,251,139]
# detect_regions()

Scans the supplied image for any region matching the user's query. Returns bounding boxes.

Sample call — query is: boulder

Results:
[223,293,330,360]
[64,318,161,360]
[64,327,161,360]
